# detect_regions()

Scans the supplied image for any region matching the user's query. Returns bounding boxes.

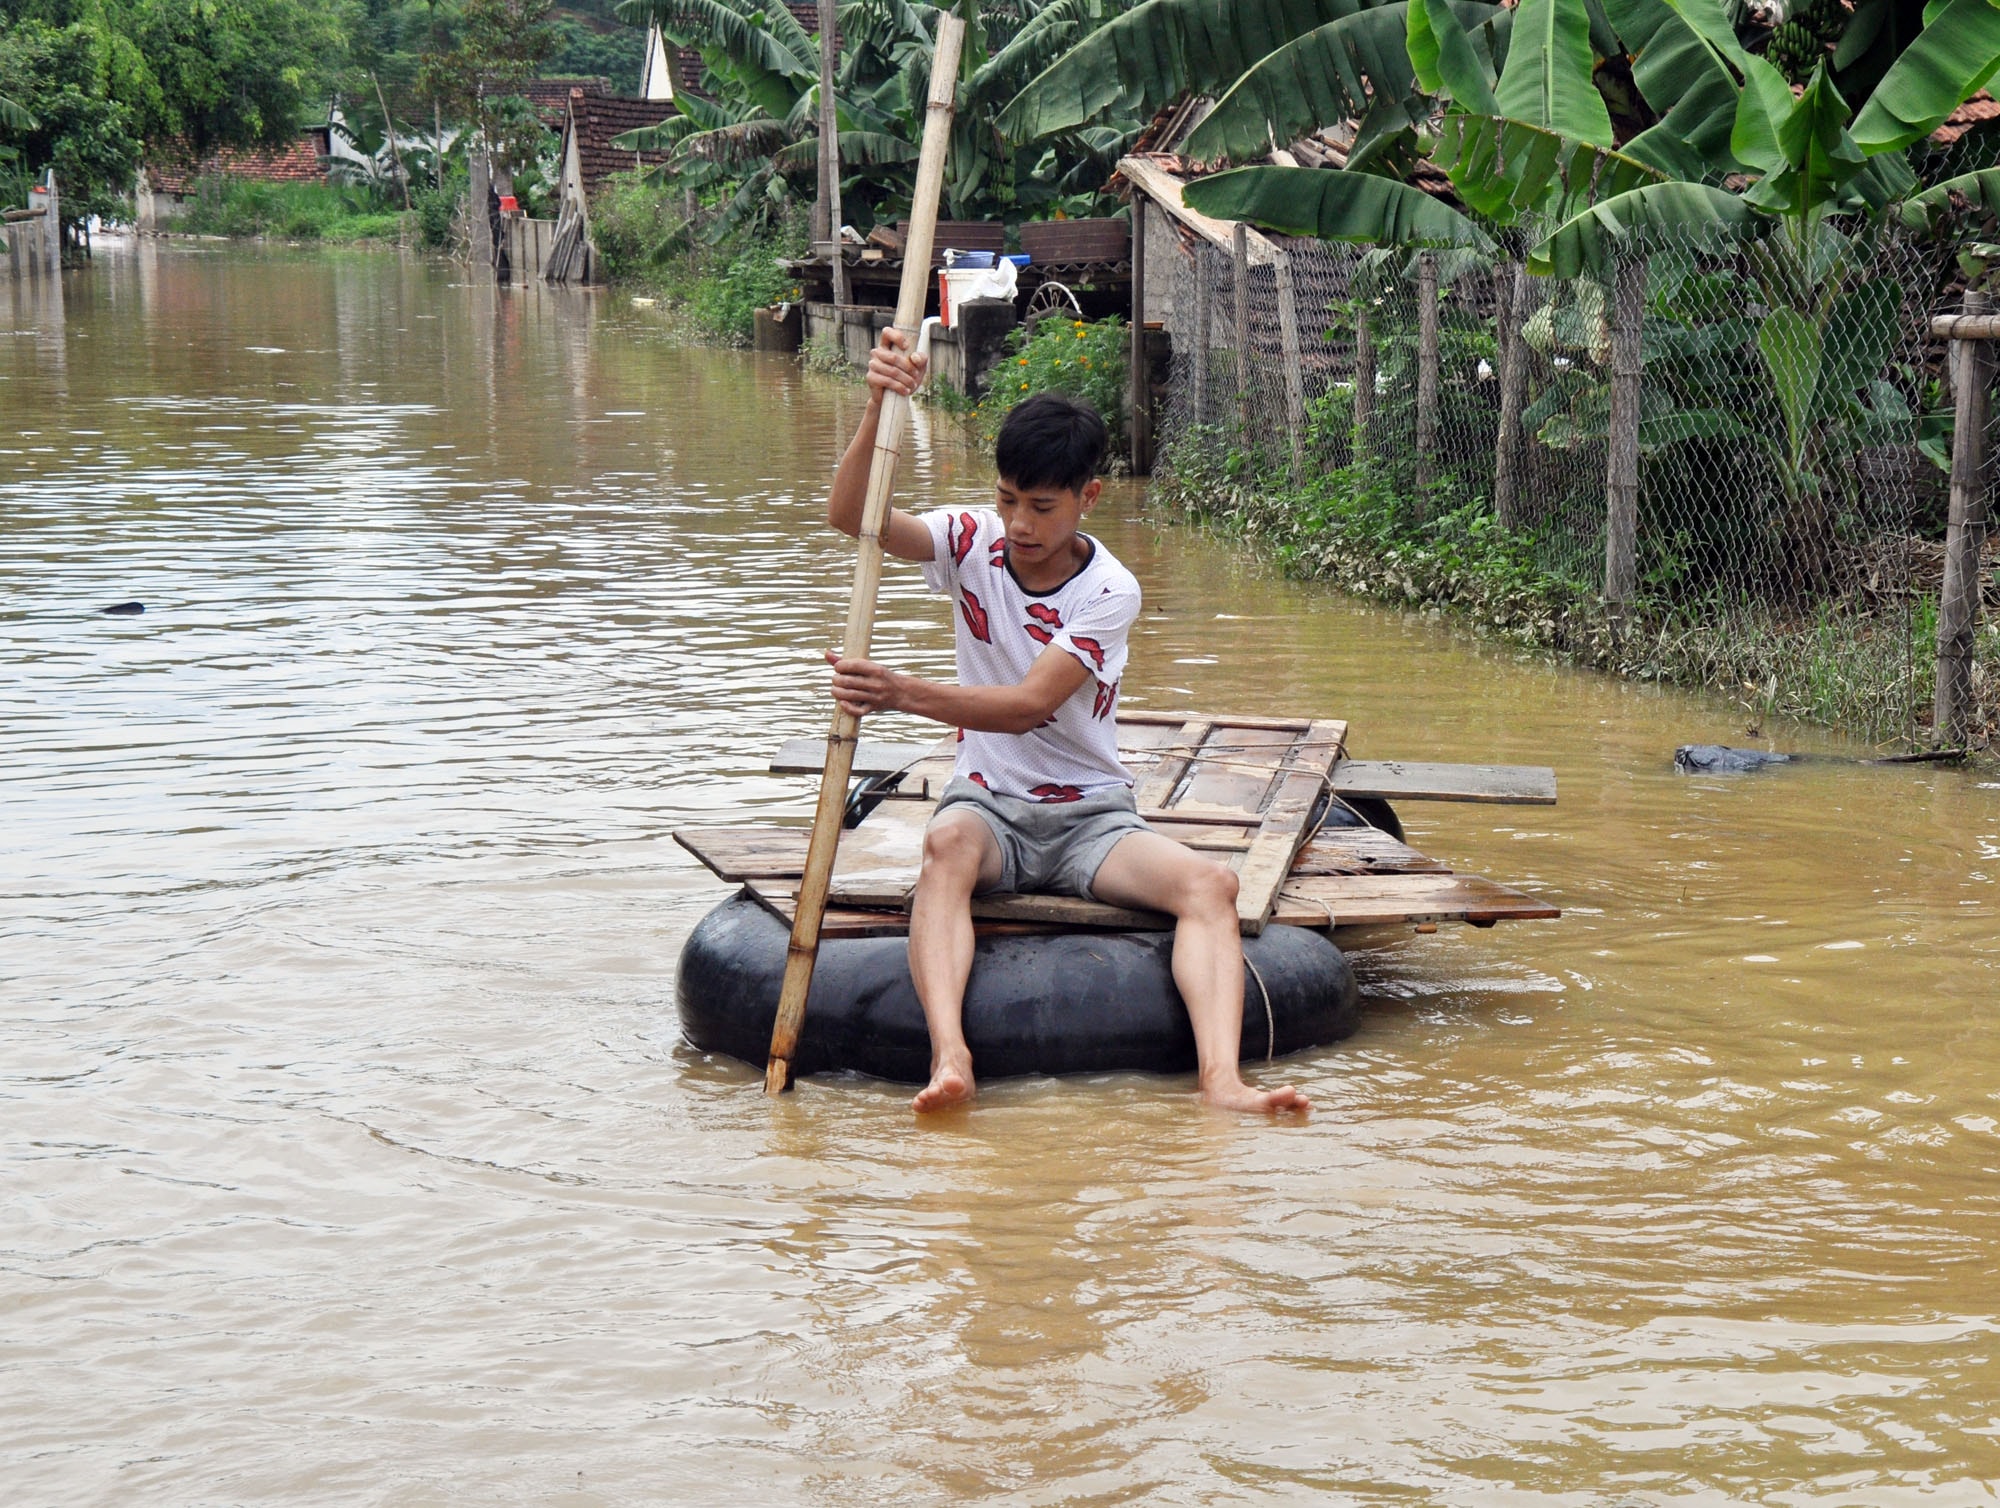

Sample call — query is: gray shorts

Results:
[931,777,1150,900]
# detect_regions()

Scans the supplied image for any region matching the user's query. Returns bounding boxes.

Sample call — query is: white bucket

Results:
[938,260,1019,327]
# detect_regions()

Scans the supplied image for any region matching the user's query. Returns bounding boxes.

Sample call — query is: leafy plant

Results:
[973,315,1129,446]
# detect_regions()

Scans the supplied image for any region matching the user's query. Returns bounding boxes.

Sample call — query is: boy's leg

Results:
[1088,832,1310,1115]
[907,808,1005,1112]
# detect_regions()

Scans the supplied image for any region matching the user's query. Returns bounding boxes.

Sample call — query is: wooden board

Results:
[1278,873,1560,928]
[1291,825,1451,875]
[1232,718,1347,934]
[748,873,1558,934]
[769,738,940,776]
[1332,760,1557,805]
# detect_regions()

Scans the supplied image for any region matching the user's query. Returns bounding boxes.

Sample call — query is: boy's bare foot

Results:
[913,1054,975,1113]
[1199,1076,1311,1116]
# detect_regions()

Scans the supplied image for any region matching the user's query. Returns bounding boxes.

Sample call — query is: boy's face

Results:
[993,474,1101,567]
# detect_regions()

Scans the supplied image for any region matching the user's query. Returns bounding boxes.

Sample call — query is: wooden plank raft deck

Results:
[683,713,1559,939]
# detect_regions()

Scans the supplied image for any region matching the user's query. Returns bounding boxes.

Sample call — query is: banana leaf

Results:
[0,94,35,131]
[1185,1,1492,159]
[616,0,820,81]
[997,0,1396,142]
[1406,0,1500,111]
[1899,164,2000,228]
[772,129,923,174]
[1495,0,1613,146]
[1600,0,1743,168]
[1850,0,2000,154]
[1530,180,1766,277]
[1184,163,1495,247]
[1433,112,1665,222]
[1741,64,1867,217]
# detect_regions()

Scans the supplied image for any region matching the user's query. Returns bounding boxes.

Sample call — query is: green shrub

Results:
[684,235,797,344]
[412,183,459,249]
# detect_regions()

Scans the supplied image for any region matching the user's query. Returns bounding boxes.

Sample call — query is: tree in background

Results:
[417,0,558,190]
[120,0,356,160]
[0,15,145,221]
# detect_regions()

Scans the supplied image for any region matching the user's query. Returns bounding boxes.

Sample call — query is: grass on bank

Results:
[171,177,463,248]
[1151,436,1999,750]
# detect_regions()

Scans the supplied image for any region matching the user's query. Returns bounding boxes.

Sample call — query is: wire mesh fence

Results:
[1140,196,1999,749]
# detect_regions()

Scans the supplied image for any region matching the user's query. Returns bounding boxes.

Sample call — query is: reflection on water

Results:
[4,242,1998,1502]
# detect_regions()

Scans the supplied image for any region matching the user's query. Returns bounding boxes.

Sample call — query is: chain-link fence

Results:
[1140,196,2000,749]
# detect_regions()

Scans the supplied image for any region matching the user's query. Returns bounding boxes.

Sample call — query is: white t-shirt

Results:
[918,506,1140,801]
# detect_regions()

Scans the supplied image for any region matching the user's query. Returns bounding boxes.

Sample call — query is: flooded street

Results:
[5,242,1999,1503]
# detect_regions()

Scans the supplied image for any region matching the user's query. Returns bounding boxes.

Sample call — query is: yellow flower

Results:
[1073,320,1084,329]
[1074,329,1085,339]
[1018,357,1028,366]
[1019,382,1028,390]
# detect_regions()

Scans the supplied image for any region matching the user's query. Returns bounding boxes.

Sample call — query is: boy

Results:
[824,329,1310,1118]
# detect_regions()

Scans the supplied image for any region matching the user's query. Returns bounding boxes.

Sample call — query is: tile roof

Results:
[1935,92,2000,145]
[523,77,612,128]
[567,92,680,198]
[147,128,332,196]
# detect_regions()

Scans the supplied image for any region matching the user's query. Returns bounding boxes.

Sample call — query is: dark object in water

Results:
[1674,745,1796,774]
[677,890,1361,1084]
[99,601,145,616]
[1675,744,1968,774]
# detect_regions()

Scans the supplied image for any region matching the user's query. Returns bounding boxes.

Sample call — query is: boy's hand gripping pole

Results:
[765,15,965,1095]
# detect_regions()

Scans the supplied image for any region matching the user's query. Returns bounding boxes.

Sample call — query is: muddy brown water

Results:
[4,243,1998,1503]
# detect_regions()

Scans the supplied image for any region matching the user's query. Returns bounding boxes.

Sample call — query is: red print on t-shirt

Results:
[988,538,1006,569]
[949,511,979,566]
[1023,602,1063,645]
[959,585,991,642]
[968,771,990,789]
[1070,635,1107,672]
[1093,678,1118,720]
[1029,783,1085,803]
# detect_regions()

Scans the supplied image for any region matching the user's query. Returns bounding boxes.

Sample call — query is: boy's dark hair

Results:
[994,391,1107,493]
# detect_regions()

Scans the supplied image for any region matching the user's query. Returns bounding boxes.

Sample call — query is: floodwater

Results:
[4,242,1998,1505]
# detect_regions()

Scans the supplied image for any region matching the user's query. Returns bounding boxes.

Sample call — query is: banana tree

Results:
[616,0,1142,232]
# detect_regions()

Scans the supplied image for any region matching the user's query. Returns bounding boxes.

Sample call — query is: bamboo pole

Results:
[1232,223,1251,437]
[372,73,414,212]
[1603,255,1646,607]
[818,0,848,310]
[1353,294,1375,462]
[1274,250,1306,474]
[1936,290,1993,745]
[1494,261,1531,530]
[1192,249,1212,425]
[1131,197,1151,473]
[1414,252,1440,496]
[765,14,965,1095]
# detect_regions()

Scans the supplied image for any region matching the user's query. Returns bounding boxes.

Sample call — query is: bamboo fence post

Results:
[1414,252,1440,498]
[1232,222,1251,438]
[469,145,493,270]
[1603,255,1646,608]
[817,0,848,310]
[43,171,60,271]
[1131,197,1151,473]
[1353,293,1375,462]
[764,13,965,1095]
[1494,261,1532,530]
[1192,249,1212,425]
[1935,290,1993,745]
[1274,250,1307,473]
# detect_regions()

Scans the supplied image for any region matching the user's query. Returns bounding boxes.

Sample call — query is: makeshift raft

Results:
[674,713,1560,1082]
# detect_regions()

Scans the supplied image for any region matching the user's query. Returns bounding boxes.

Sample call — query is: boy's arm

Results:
[827,645,1091,734]
[827,328,936,563]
